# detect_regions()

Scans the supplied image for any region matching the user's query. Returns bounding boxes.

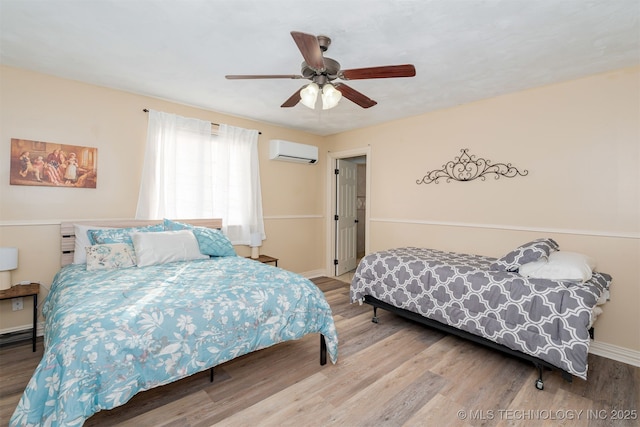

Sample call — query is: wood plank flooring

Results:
[1,277,638,426]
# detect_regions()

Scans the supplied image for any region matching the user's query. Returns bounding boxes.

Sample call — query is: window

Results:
[136,110,265,245]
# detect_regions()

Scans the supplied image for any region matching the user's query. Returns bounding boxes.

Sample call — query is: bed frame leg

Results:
[372,306,379,323]
[533,363,573,390]
[320,334,327,365]
[210,367,214,383]
[534,364,544,390]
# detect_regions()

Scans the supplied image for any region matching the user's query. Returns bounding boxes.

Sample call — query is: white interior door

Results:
[335,159,358,276]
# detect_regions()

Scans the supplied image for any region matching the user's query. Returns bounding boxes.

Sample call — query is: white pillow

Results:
[73,224,114,264]
[131,230,208,267]
[519,251,596,282]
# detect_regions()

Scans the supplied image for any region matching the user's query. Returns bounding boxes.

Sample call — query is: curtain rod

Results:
[143,109,261,134]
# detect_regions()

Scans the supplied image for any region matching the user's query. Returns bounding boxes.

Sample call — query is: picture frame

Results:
[9,138,98,188]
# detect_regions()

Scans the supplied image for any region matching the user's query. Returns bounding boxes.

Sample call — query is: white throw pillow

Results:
[85,243,136,271]
[131,230,208,267]
[73,224,114,264]
[519,251,596,282]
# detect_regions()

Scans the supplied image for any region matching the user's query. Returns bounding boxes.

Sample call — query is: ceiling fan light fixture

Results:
[321,83,342,110]
[227,31,416,110]
[300,82,319,109]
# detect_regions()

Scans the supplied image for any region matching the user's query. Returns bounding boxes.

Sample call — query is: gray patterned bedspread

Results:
[350,247,611,379]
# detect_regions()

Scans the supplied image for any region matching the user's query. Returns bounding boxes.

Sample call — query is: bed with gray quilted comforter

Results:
[350,247,611,379]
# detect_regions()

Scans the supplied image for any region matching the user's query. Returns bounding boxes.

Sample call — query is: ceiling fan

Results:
[225,31,416,109]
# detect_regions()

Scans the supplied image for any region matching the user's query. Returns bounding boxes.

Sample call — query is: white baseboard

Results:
[3,317,636,370]
[590,340,640,367]
[0,321,45,338]
[301,269,328,279]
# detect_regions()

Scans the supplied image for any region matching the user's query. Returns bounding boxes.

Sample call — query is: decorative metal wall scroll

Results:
[416,148,528,184]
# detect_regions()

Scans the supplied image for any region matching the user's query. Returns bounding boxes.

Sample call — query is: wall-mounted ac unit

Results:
[269,140,318,164]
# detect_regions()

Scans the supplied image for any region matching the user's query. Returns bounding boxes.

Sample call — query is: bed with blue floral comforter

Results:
[11,257,338,426]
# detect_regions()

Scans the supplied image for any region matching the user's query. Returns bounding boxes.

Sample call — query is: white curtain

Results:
[136,110,265,245]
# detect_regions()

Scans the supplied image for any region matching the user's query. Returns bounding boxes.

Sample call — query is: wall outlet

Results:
[12,297,23,311]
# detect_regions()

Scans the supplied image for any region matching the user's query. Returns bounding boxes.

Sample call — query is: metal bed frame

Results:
[210,335,327,382]
[363,295,583,390]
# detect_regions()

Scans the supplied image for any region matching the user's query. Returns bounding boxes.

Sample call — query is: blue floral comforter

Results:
[11,257,338,426]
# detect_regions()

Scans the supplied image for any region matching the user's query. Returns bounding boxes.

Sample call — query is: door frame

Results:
[325,146,371,277]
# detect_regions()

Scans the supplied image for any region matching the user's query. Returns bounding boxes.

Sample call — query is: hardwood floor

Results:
[1,277,638,426]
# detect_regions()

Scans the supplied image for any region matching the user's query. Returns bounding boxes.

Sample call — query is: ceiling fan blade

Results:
[334,83,377,109]
[340,64,416,80]
[281,87,303,108]
[290,31,325,71]
[226,74,303,80]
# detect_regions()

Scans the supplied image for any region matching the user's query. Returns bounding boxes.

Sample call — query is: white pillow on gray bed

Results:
[132,229,208,267]
[73,224,114,264]
[518,251,596,282]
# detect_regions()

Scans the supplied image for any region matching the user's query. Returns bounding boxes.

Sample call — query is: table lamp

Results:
[0,247,18,290]
[250,233,262,259]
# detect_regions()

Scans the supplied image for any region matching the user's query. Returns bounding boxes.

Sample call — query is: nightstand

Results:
[0,283,39,351]
[247,254,278,267]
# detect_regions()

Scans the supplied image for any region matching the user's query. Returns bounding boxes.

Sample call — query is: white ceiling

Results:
[1,0,639,136]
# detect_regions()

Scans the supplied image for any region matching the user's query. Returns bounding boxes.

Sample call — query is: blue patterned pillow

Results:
[86,243,136,271]
[88,224,164,245]
[490,238,559,272]
[163,219,236,257]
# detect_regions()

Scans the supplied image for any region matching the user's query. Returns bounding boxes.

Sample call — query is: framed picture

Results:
[10,138,98,188]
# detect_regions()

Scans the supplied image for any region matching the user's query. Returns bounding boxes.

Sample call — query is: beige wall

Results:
[0,65,326,330]
[326,67,640,354]
[1,64,638,358]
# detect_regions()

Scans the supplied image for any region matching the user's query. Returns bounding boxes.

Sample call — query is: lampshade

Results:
[0,247,18,271]
[249,232,263,248]
[249,233,263,259]
[300,83,319,109]
[321,84,342,110]
[0,247,18,291]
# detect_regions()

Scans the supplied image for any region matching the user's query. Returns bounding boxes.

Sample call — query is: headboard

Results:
[60,218,223,266]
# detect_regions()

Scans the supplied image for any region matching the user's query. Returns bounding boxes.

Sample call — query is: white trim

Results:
[590,340,640,368]
[0,219,65,226]
[0,324,33,335]
[1,215,325,227]
[0,321,45,337]
[263,215,323,220]
[370,217,640,240]
[0,218,135,227]
[1,325,636,369]
[300,269,328,279]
